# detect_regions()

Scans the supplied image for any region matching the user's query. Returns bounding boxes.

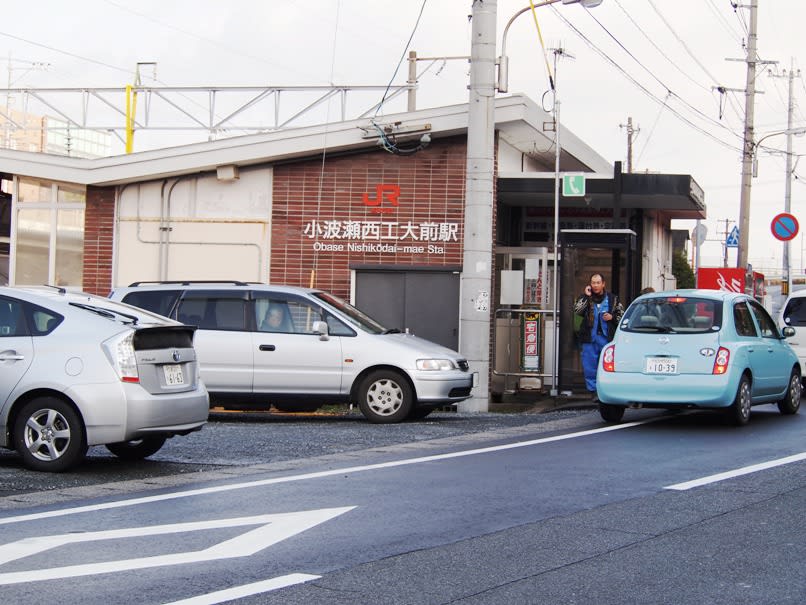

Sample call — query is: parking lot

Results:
[0,407,593,509]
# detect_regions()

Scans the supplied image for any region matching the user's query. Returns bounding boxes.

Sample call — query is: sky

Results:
[1,0,804,276]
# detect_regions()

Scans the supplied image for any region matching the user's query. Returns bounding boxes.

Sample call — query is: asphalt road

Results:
[0,407,592,507]
[2,404,805,604]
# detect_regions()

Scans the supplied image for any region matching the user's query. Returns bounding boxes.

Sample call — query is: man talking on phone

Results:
[573,273,623,401]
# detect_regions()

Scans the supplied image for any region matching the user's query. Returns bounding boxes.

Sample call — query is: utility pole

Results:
[736,0,758,270]
[769,60,800,296]
[460,0,496,412]
[619,116,639,173]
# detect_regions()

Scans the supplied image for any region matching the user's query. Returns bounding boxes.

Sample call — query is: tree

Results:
[672,249,696,288]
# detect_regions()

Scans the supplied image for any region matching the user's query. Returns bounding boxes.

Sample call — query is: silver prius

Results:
[0,286,209,472]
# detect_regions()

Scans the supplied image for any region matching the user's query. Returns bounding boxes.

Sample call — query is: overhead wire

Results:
[613,0,711,95]
[549,7,743,155]
[586,5,740,133]
[371,0,429,155]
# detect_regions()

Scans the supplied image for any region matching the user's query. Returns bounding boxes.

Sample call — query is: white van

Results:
[110,282,476,423]
[779,288,806,384]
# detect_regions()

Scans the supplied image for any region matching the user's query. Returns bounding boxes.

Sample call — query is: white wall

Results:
[497,139,543,173]
[115,167,272,286]
[641,211,676,291]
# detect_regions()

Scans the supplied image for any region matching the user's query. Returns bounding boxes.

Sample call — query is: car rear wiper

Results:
[640,325,676,333]
[69,302,139,325]
[382,328,402,334]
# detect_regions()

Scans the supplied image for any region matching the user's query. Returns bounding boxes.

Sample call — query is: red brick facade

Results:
[271,137,468,299]
[82,185,115,296]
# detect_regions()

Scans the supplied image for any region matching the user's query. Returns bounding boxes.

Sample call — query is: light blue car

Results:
[596,289,801,425]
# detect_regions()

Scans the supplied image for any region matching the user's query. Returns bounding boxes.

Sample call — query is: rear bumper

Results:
[596,371,736,408]
[70,381,209,445]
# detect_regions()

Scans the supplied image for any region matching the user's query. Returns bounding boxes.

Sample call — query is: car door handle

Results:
[0,352,24,361]
[259,345,276,351]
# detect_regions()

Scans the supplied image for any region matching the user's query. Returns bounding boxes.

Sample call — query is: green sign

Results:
[562,174,586,197]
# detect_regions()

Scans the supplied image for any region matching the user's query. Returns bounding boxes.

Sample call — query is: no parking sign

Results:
[771,213,799,241]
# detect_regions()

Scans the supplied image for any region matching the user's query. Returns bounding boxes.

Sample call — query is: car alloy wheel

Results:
[13,397,87,472]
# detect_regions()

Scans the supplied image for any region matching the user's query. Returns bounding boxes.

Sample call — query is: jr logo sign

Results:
[362,184,400,214]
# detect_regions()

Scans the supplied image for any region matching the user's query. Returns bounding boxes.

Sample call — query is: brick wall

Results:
[82,185,115,295]
[271,136,468,299]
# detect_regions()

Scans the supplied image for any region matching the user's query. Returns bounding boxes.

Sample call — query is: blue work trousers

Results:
[581,331,609,392]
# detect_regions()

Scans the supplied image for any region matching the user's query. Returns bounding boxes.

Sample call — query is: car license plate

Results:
[645,357,678,374]
[163,364,185,385]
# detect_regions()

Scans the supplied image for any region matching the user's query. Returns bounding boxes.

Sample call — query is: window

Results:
[782,296,806,327]
[122,290,182,318]
[12,177,85,286]
[623,296,720,333]
[0,298,26,336]
[748,300,779,338]
[733,303,758,337]
[254,294,324,335]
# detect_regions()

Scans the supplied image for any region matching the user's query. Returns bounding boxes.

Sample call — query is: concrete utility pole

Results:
[460,0,497,412]
[768,60,800,295]
[736,0,758,270]
[619,116,639,173]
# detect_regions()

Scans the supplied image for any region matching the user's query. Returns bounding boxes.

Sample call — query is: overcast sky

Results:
[1,0,804,275]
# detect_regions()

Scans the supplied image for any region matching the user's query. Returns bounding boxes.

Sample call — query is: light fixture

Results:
[216,165,239,182]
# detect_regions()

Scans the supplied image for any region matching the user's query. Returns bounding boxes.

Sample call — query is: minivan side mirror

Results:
[312,320,329,340]
[782,326,796,338]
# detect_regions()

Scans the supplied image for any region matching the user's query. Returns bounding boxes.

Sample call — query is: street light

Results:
[753,126,806,295]
[498,0,603,93]
[497,0,603,397]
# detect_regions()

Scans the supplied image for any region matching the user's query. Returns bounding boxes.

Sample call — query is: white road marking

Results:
[0,419,657,526]
[163,574,321,604]
[0,507,353,585]
[665,452,806,491]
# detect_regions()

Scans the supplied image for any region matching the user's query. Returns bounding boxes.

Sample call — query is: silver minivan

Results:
[0,286,208,471]
[110,282,476,423]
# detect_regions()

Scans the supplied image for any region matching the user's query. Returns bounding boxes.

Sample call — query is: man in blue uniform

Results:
[573,273,622,401]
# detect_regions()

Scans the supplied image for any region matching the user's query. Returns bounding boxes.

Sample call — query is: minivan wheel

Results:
[729,375,752,426]
[106,436,167,460]
[599,403,625,423]
[13,397,87,472]
[358,370,413,424]
[777,370,802,415]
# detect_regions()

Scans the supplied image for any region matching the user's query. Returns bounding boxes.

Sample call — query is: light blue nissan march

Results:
[596,289,801,425]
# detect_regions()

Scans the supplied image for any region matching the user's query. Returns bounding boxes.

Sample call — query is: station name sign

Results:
[302,184,460,256]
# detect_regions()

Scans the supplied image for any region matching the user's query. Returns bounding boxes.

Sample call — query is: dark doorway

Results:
[558,229,638,392]
[354,267,461,350]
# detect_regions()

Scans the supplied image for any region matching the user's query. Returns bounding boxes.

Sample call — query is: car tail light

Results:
[712,347,730,375]
[602,344,615,372]
[103,331,140,383]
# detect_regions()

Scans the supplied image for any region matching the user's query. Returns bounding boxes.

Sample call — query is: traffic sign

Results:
[771,213,799,241]
[562,174,585,197]
[726,225,739,247]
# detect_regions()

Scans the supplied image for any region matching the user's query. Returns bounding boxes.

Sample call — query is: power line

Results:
[705,0,744,43]
[551,7,743,155]
[613,0,712,94]
[584,7,744,138]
